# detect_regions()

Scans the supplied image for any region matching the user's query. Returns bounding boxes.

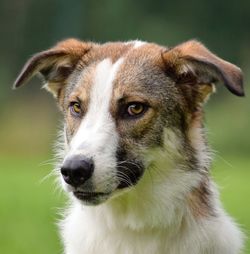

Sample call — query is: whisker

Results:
[117,171,134,188]
[39,167,59,185]
[117,164,139,183]
[117,160,140,167]
[38,158,57,167]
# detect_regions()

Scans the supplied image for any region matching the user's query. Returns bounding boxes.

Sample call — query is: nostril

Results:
[61,167,69,177]
[60,167,71,184]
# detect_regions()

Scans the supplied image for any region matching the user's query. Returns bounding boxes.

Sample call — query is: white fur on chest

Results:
[60,169,243,254]
[61,202,243,254]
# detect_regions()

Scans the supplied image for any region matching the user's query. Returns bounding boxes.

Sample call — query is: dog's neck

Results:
[78,163,204,232]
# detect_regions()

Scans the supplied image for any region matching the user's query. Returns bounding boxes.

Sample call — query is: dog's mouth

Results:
[73,191,110,204]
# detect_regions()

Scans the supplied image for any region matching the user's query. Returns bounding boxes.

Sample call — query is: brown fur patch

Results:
[162,40,244,96]
[14,38,93,107]
[110,43,172,151]
[62,63,101,139]
[71,65,98,107]
[187,177,215,218]
[84,42,133,64]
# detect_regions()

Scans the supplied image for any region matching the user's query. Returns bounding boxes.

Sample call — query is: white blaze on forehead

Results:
[133,40,146,48]
[125,40,146,49]
[69,58,123,159]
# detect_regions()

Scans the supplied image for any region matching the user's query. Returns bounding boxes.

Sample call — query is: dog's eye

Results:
[70,102,82,116]
[127,103,146,117]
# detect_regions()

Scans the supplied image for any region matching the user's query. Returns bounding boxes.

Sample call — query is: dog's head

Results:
[14,39,244,205]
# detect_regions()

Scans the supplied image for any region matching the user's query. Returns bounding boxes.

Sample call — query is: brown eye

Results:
[127,103,145,116]
[70,102,82,116]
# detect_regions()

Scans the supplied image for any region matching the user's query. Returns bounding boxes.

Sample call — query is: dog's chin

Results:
[72,183,136,205]
[64,172,143,206]
[73,191,111,205]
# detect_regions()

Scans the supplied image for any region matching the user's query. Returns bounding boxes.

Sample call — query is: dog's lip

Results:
[73,191,110,200]
[74,191,107,196]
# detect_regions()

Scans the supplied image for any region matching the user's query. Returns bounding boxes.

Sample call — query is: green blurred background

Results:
[0,0,249,253]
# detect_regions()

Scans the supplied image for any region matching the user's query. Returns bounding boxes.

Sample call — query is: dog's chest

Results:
[61,206,173,254]
[63,223,169,254]
[61,200,243,254]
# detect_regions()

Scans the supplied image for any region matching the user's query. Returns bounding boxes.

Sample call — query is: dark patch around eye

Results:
[119,102,149,120]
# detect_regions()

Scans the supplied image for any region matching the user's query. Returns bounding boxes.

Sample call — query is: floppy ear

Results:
[162,40,244,104]
[13,38,91,97]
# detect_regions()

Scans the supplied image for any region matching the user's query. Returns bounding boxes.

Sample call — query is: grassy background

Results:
[0,156,64,254]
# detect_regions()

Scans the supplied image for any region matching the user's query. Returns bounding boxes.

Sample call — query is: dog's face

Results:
[14,39,243,205]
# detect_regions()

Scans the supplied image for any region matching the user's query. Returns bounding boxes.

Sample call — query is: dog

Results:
[14,39,244,254]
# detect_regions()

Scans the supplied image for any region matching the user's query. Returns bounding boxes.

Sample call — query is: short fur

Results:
[14,39,244,254]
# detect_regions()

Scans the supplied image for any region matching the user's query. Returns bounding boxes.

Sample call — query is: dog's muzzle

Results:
[60,154,113,205]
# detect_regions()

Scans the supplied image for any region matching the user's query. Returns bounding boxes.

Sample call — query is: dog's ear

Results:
[13,38,91,97]
[162,40,244,104]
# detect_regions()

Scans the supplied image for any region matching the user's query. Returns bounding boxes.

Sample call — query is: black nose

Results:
[60,155,94,187]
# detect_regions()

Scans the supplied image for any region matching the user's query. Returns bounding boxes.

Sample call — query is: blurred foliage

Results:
[0,0,249,156]
[0,0,249,253]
